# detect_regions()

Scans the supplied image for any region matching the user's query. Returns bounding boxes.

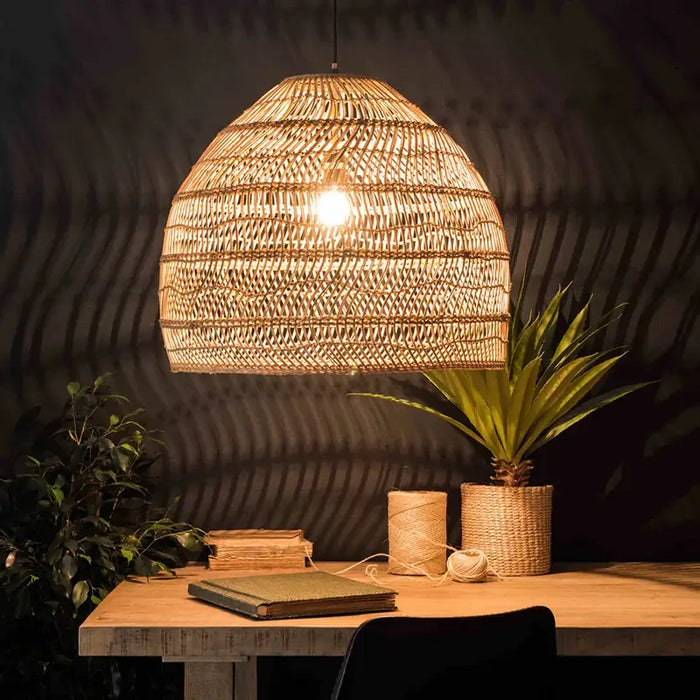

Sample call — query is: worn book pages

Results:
[206,529,304,545]
[205,529,313,570]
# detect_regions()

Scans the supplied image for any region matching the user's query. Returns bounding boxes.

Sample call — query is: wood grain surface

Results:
[79,561,700,657]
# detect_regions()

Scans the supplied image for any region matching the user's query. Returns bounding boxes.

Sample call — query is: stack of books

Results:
[205,529,313,571]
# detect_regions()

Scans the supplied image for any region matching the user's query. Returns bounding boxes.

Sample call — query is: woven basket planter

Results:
[460,483,553,576]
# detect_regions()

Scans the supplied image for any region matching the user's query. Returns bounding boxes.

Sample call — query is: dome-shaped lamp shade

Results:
[159,74,510,374]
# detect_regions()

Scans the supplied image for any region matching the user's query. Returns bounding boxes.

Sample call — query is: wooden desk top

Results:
[79,561,700,658]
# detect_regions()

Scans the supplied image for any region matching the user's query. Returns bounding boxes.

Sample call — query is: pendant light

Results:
[158,2,511,375]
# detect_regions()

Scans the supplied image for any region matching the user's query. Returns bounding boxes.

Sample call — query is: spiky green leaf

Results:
[349,287,649,476]
[425,372,496,450]
[347,393,488,449]
[515,355,597,460]
[529,382,652,453]
[552,354,627,421]
[533,284,570,357]
[452,372,507,457]
[508,320,538,388]
[552,298,590,364]
[505,356,541,459]
[483,369,510,452]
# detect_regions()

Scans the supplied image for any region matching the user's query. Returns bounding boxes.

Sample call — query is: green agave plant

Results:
[351,284,651,487]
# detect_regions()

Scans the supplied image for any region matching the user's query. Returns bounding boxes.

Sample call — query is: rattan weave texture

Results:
[460,484,553,576]
[159,74,510,374]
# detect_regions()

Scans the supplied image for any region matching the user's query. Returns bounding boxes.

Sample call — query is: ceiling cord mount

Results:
[331,0,339,73]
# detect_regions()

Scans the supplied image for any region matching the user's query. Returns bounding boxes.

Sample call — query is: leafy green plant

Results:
[351,284,651,486]
[0,374,206,698]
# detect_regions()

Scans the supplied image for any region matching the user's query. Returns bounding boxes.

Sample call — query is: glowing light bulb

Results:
[317,188,350,226]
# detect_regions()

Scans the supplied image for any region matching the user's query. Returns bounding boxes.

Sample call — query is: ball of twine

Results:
[447,549,491,582]
[388,490,447,576]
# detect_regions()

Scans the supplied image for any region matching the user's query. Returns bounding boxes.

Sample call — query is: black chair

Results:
[330,606,557,700]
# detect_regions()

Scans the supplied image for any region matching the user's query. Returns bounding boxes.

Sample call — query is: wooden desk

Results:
[79,561,700,700]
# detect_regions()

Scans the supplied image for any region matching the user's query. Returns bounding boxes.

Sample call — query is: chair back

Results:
[331,605,557,700]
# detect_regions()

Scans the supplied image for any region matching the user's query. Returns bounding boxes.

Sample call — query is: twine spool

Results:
[387,490,447,576]
[447,549,490,583]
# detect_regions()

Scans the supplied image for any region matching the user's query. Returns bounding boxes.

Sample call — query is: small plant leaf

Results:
[100,438,115,451]
[155,561,174,575]
[61,553,78,580]
[93,373,112,390]
[67,382,81,397]
[71,580,89,609]
[175,531,200,552]
[111,448,130,473]
[51,486,64,506]
[133,555,157,577]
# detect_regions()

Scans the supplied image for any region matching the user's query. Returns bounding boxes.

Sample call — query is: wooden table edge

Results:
[79,624,700,658]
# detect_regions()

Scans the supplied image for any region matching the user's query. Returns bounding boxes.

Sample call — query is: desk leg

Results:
[184,662,234,700]
[234,656,257,700]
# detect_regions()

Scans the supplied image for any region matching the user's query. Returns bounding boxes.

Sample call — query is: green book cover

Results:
[188,570,397,620]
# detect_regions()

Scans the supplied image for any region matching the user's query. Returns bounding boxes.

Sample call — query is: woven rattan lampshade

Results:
[159,74,510,374]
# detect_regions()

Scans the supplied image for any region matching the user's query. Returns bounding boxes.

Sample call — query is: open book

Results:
[188,570,397,620]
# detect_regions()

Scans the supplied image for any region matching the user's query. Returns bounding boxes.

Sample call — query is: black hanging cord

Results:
[331,0,339,73]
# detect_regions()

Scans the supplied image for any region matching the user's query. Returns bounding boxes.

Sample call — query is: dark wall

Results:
[1,0,698,562]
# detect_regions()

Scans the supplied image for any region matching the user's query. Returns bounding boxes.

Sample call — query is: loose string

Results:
[304,543,501,586]
[385,494,502,583]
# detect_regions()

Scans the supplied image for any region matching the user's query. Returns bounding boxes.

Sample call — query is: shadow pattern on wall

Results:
[0,0,698,560]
